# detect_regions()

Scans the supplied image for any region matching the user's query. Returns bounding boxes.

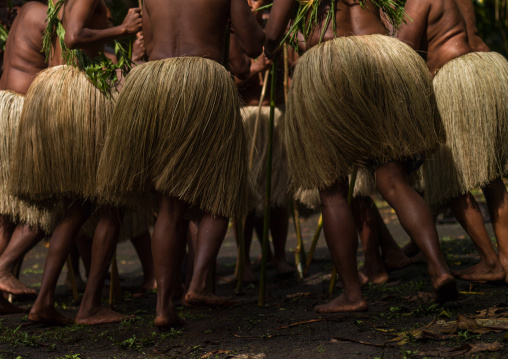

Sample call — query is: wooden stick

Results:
[329,168,358,294]
[236,67,270,293]
[258,60,277,307]
[304,214,323,276]
[249,69,270,169]
[292,200,306,279]
[66,255,80,303]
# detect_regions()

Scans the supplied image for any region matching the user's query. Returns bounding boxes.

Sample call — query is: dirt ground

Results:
[1,196,508,358]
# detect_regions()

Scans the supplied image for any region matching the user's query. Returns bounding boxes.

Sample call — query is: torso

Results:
[306,0,388,50]
[49,0,110,66]
[421,0,476,74]
[0,2,47,94]
[144,0,230,63]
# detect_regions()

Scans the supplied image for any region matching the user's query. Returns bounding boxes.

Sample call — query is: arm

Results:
[142,0,153,57]
[64,0,141,50]
[395,0,430,51]
[229,32,251,80]
[264,0,295,59]
[230,0,265,58]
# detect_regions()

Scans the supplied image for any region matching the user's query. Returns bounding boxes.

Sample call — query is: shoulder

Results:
[21,2,48,24]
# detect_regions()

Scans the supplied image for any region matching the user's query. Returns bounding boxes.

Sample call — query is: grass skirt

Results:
[0,91,54,233]
[9,65,116,207]
[424,52,508,208]
[97,57,249,218]
[243,106,290,212]
[286,34,444,190]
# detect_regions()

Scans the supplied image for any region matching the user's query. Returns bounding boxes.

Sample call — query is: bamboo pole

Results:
[66,255,80,303]
[304,214,323,276]
[258,59,277,307]
[329,169,358,294]
[235,66,271,294]
[249,70,270,168]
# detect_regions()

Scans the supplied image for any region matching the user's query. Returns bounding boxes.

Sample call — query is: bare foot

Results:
[65,276,86,293]
[0,271,37,296]
[402,241,419,257]
[142,278,157,292]
[75,307,127,325]
[28,306,74,325]
[499,253,508,284]
[0,295,26,314]
[453,261,505,282]
[433,275,459,304]
[184,291,234,308]
[239,261,257,283]
[154,303,186,329]
[383,250,413,272]
[274,260,295,278]
[358,267,389,287]
[314,294,368,313]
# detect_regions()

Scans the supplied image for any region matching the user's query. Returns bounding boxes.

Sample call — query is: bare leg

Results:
[130,230,157,291]
[0,224,43,295]
[482,178,508,283]
[314,180,368,313]
[153,195,187,329]
[183,221,198,298]
[369,200,413,271]
[375,162,457,303]
[0,215,15,255]
[239,212,257,283]
[450,192,504,281]
[270,206,294,276]
[75,233,92,279]
[65,242,87,292]
[29,201,91,325]
[185,214,232,307]
[352,196,388,286]
[76,206,124,325]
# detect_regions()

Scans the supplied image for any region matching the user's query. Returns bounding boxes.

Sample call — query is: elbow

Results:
[64,31,82,50]
[245,32,265,58]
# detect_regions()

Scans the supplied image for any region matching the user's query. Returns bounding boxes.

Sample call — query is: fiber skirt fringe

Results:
[295,169,377,210]
[286,34,444,190]
[424,52,508,208]
[243,106,290,212]
[97,57,249,218]
[0,91,54,233]
[9,65,116,207]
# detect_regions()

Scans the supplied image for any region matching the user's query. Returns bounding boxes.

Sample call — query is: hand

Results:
[263,40,280,61]
[132,31,145,61]
[122,8,142,35]
[250,53,272,74]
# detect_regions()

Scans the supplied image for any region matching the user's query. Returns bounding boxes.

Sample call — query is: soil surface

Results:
[1,196,508,358]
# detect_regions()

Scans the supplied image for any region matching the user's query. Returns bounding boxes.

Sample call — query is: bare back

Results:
[144,0,264,63]
[307,0,388,50]
[0,2,47,94]
[398,0,479,75]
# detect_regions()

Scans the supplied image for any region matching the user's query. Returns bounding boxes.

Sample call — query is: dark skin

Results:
[352,196,412,287]
[265,0,457,312]
[28,0,141,326]
[142,0,263,328]
[232,0,292,282]
[0,1,48,314]
[398,0,508,283]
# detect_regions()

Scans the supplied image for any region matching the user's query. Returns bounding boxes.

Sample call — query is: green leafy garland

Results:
[0,23,8,51]
[279,0,408,50]
[42,0,132,94]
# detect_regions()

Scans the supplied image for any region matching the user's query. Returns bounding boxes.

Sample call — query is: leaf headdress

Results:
[42,0,132,94]
[280,0,408,50]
